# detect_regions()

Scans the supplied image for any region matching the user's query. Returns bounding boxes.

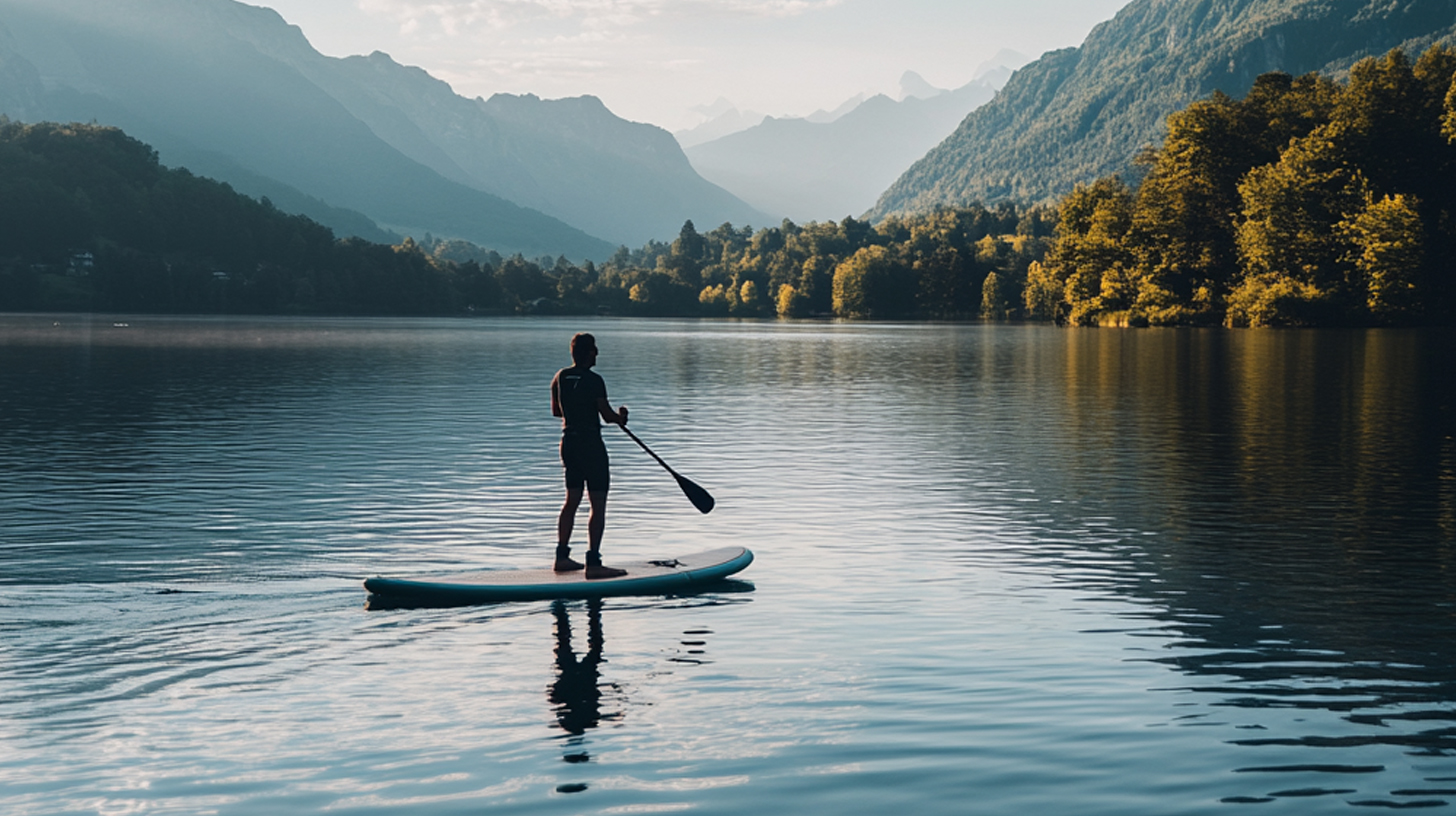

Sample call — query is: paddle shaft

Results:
[619,425,678,476]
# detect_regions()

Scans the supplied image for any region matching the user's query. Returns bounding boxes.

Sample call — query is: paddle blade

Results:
[675,473,715,514]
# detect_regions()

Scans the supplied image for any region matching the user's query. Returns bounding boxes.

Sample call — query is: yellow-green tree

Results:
[1446,72,1456,142]
[1339,193,1425,322]
[833,245,909,318]
[1333,51,1445,202]
[1228,133,1368,327]
[1022,261,1061,321]
[1044,177,1134,325]
[733,279,764,316]
[776,283,808,318]
[1127,73,1339,325]
[980,271,1010,320]
[797,254,837,315]
[698,283,730,316]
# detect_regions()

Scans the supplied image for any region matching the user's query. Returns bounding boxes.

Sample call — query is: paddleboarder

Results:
[551,333,630,579]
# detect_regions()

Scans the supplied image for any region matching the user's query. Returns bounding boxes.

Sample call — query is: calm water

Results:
[2,315,1455,815]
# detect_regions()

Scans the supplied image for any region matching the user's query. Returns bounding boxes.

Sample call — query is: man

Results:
[550,332,629,579]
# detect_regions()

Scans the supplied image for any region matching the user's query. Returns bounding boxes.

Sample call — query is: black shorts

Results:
[561,432,610,493]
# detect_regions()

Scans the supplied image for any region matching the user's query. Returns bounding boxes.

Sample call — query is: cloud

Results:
[358,0,843,37]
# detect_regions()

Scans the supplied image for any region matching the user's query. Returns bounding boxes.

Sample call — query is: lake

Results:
[2,314,1455,815]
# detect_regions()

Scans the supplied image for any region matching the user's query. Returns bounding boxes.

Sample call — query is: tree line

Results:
[9,51,1454,329]
[0,119,1053,319]
[1035,45,1456,327]
[473,206,1054,321]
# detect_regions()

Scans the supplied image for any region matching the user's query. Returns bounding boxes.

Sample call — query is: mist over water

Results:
[2,315,1454,814]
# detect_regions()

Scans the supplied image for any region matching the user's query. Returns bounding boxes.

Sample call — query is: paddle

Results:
[619,425,715,514]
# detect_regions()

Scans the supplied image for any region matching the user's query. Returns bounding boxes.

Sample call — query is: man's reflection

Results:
[548,598,620,762]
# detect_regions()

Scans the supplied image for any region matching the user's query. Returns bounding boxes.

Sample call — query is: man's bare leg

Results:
[585,489,627,579]
[555,487,585,572]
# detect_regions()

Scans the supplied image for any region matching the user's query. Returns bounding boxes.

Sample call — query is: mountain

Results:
[871,0,1456,217]
[0,0,765,256]
[804,94,868,124]
[973,49,1031,83]
[673,88,878,150]
[675,99,768,148]
[275,50,769,247]
[0,0,612,259]
[684,75,1004,223]
[898,71,945,100]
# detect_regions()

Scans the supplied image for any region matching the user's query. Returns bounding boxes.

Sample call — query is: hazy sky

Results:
[258,0,1132,131]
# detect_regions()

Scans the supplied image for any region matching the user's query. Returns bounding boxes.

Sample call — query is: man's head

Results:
[570,332,598,366]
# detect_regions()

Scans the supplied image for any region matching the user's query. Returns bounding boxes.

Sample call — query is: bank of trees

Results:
[371,209,1050,320]
[1037,46,1456,327]
[14,54,1454,329]
[0,118,1052,319]
[527,208,1053,320]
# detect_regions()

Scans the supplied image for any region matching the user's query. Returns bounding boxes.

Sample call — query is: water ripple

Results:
[2,317,1455,814]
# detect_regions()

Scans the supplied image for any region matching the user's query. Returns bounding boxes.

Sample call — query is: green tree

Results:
[913,246,973,318]
[665,219,708,288]
[797,254,837,315]
[1333,51,1440,201]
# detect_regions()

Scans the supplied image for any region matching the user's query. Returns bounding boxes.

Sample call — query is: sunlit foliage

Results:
[1049,45,1456,328]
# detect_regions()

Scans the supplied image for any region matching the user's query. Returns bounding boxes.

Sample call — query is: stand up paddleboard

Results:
[364,546,753,607]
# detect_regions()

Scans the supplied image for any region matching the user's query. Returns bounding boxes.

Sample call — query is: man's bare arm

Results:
[597,398,628,426]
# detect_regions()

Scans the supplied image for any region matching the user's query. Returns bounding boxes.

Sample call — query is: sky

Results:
[258,0,1133,132]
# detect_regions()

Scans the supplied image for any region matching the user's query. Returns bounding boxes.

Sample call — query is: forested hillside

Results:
[871,0,1456,217]
[0,121,1050,320]
[0,0,761,255]
[17,41,1448,329]
[0,122,478,314]
[1034,45,1456,327]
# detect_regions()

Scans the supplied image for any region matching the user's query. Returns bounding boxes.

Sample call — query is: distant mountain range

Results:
[683,63,1021,224]
[293,51,767,248]
[871,0,1456,217]
[0,0,767,258]
[675,99,768,150]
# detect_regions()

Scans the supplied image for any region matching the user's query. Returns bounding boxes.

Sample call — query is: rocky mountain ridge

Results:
[871,0,1456,217]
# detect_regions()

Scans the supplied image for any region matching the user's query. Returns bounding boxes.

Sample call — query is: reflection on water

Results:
[988,328,1456,809]
[1,314,1455,814]
[549,599,615,766]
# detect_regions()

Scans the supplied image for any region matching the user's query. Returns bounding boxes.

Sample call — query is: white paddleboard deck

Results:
[364,546,753,606]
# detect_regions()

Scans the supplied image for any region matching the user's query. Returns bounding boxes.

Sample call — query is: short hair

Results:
[570,332,596,364]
